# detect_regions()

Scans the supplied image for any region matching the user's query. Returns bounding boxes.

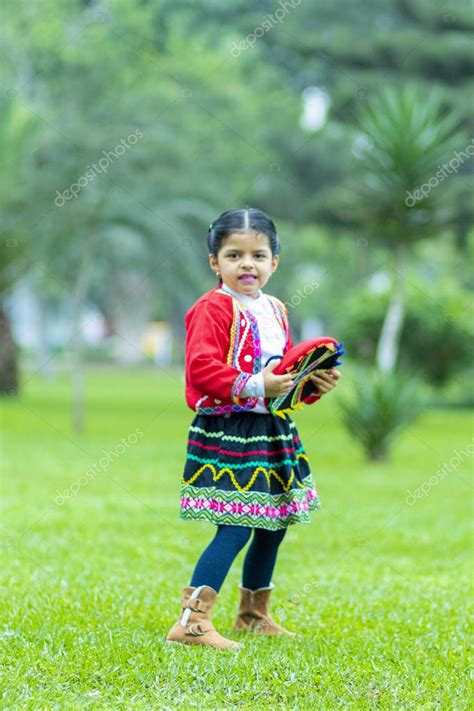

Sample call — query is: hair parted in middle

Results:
[207,207,281,259]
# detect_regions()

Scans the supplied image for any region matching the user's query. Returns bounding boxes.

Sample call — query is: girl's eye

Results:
[226,253,267,259]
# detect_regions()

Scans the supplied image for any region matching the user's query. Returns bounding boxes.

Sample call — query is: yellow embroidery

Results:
[275,403,304,418]
[227,300,239,365]
[296,453,308,487]
[183,453,309,493]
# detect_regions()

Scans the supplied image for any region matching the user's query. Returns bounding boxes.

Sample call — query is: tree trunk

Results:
[109,271,153,365]
[36,289,54,380]
[376,244,407,373]
[0,305,18,395]
[71,229,98,434]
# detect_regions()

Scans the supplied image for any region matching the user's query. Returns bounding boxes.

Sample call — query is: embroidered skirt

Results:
[179,411,320,530]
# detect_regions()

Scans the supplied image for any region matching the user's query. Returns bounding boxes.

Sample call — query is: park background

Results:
[1,0,473,708]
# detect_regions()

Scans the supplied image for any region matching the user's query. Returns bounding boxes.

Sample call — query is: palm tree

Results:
[337,85,466,461]
[353,85,464,372]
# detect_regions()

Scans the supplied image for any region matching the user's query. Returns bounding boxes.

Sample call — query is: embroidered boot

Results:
[233,583,297,636]
[166,585,241,649]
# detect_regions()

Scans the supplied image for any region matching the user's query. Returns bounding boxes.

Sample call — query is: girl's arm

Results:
[240,372,264,398]
[185,299,253,402]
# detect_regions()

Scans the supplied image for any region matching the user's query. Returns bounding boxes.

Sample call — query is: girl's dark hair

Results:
[207,208,281,258]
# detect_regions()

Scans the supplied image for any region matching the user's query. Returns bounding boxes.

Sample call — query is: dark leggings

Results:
[189,525,287,592]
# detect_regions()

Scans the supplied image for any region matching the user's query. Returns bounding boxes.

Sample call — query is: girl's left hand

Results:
[308,368,341,395]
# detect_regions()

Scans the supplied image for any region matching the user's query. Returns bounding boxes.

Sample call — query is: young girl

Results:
[166,208,341,650]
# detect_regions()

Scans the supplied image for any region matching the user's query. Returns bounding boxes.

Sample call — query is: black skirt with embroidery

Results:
[179,411,320,531]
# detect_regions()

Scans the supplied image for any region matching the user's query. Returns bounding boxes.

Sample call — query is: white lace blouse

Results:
[220,282,287,413]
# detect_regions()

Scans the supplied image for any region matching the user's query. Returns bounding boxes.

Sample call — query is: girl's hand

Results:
[263,360,294,398]
[309,368,341,396]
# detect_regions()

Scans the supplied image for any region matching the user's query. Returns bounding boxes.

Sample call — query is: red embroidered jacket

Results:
[184,285,321,415]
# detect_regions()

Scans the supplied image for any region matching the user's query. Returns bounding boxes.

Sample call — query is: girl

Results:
[166,208,341,650]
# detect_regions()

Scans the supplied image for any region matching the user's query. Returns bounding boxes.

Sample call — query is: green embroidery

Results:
[186,449,306,469]
[179,477,320,530]
[188,425,296,443]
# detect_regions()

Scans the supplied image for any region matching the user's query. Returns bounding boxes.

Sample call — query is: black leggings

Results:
[189,525,287,592]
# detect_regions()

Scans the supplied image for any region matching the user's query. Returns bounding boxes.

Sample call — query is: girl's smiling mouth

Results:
[238,274,257,282]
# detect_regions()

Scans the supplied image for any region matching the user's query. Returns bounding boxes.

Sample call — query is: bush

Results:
[338,280,472,387]
[337,366,424,461]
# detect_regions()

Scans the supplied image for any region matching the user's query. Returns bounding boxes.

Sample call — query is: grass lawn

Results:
[1,366,472,709]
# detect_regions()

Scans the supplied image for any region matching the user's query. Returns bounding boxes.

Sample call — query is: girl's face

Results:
[209,230,279,299]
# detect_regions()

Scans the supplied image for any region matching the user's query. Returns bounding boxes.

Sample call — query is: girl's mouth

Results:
[238,275,257,283]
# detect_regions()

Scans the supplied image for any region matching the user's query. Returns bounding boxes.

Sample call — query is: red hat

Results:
[267,337,345,416]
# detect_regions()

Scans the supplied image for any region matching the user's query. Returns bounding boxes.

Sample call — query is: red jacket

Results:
[184,285,320,414]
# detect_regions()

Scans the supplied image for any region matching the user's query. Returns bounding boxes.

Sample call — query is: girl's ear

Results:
[271,255,280,272]
[208,253,219,275]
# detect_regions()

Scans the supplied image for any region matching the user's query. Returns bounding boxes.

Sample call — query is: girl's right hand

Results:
[262,359,294,398]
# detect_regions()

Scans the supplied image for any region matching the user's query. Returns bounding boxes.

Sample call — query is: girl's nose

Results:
[241,257,254,268]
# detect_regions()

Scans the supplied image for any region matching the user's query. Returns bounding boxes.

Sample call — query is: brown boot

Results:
[233,584,297,636]
[166,585,241,649]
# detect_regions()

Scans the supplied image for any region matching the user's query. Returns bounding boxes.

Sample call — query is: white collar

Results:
[220,282,263,304]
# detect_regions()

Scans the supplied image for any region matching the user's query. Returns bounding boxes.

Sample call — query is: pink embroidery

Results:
[231,371,253,399]
[187,439,298,457]
[185,491,318,521]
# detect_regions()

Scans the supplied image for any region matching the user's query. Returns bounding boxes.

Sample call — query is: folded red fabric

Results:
[268,337,345,416]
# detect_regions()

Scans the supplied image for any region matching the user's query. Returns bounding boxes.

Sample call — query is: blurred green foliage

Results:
[0,0,472,391]
[340,277,473,386]
[337,366,425,460]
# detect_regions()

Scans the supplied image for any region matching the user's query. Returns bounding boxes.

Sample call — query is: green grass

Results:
[1,367,472,709]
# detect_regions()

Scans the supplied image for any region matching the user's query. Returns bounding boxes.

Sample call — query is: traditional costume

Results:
[179,282,322,530]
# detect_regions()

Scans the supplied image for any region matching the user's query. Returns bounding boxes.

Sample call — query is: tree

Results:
[0,94,42,394]
[352,85,465,372]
